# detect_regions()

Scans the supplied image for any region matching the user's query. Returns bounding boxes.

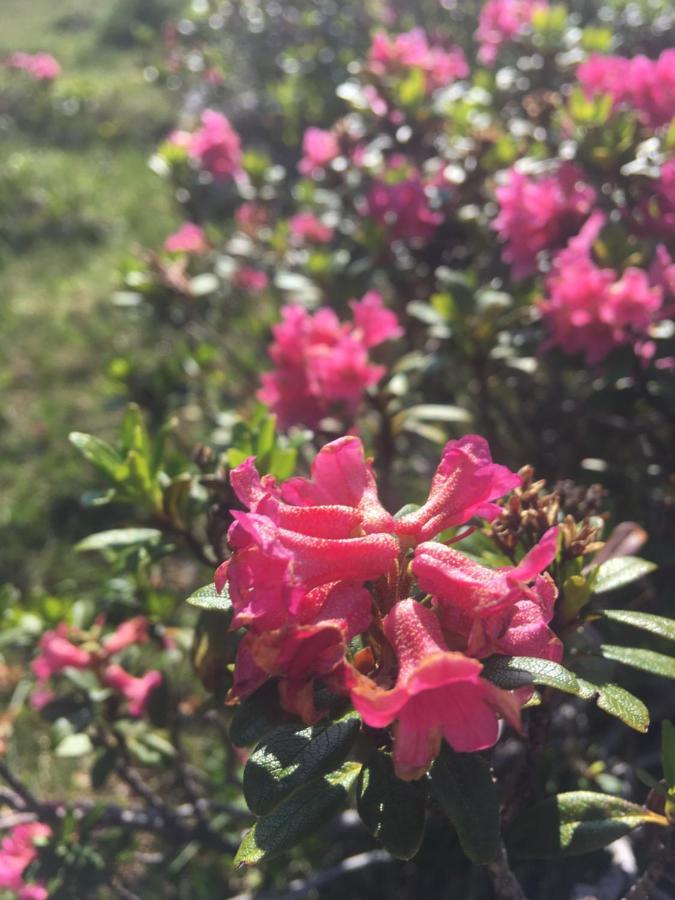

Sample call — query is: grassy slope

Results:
[0,0,179,592]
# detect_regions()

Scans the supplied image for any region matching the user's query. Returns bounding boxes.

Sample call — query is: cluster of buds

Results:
[217,435,564,780]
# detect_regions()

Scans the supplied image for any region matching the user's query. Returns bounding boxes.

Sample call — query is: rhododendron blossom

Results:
[219,433,563,778]
[32,624,93,681]
[6,52,60,81]
[578,50,675,128]
[298,127,340,176]
[103,665,163,717]
[164,222,208,254]
[368,28,468,92]
[493,164,596,278]
[257,292,402,428]
[289,212,334,244]
[233,267,269,293]
[171,110,242,181]
[364,164,443,243]
[476,0,546,67]
[0,823,51,899]
[540,213,664,363]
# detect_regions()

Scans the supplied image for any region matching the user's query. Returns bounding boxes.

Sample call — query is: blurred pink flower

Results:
[369,28,468,92]
[6,52,60,81]
[102,616,150,656]
[258,293,401,428]
[0,823,51,896]
[289,212,334,244]
[103,665,162,717]
[476,0,546,66]
[493,164,596,278]
[298,127,340,176]
[365,163,443,243]
[233,267,268,292]
[164,222,208,254]
[186,110,242,180]
[31,624,93,682]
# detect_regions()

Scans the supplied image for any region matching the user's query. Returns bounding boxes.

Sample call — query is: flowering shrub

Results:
[5,52,60,82]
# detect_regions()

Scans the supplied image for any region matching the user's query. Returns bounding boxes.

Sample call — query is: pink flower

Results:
[164,222,208,254]
[650,245,675,300]
[233,267,268,292]
[348,600,522,779]
[413,527,562,661]
[476,0,546,67]
[298,127,340,176]
[578,50,675,128]
[187,110,242,181]
[0,823,51,895]
[31,624,93,681]
[235,201,268,235]
[540,213,664,363]
[365,164,443,243]
[103,665,162,717]
[258,294,401,429]
[6,52,60,81]
[634,160,675,239]
[368,28,468,92]
[102,617,150,656]
[289,212,334,244]
[493,164,596,278]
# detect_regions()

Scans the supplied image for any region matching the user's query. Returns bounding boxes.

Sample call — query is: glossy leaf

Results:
[597,609,675,643]
[229,682,293,748]
[592,557,656,594]
[575,677,649,733]
[357,752,426,860]
[662,722,675,788]
[234,762,361,865]
[599,645,675,680]
[186,582,233,615]
[244,713,360,816]
[69,432,125,480]
[428,744,501,864]
[507,791,660,858]
[75,528,162,553]
[482,656,580,695]
[56,733,94,758]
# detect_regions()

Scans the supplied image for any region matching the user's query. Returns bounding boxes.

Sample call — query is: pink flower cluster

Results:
[577,50,675,128]
[365,160,443,244]
[5,52,60,81]
[476,0,546,67]
[540,213,665,364]
[493,164,596,278]
[218,435,561,779]
[170,110,242,181]
[298,127,340,177]
[368,28,468,93]
[164,222,208,254]
[258,292,402,429]
[289,212,334,244]
[32,617,162,718]
[0,823,51,900]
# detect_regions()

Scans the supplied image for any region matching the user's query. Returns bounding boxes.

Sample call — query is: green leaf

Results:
[592,557,656,594]
[69,432,125,480]
[91,748,117,790]
[234,761,362,865]
[229,682,293,748]
[75,528,162,553]
[575,678,649,733]
[244,713,360,816]
[56,733,94,758]
[357,752,426,860]
[428,744,501,864]
[507,791,659,859]
[186,582,232,615]
[596,609,675,643]
[482,656,580,695]
[662,722,675,788]
[599,645,675,680]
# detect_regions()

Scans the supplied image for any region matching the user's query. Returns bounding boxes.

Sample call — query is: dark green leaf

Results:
[428,744,501,864]
[186,582,232,615]
[244,713,360,816]
[482,656,579,695]
[575,677,649,733]
[91,749,117,790]
[507,791,659,858]
[592,557,656,594]
[662,721,675,788]
[599,645,675,680]
[75,528,162,553]
[357,752,426,860]
[229,682,293,748]
[597,609,675,643]
[234,761,361,865]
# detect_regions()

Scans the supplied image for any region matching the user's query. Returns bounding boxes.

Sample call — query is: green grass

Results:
[0,0,180,594]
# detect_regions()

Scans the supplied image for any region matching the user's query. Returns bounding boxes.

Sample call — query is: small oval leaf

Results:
[428,744,501,864]
[186,582,232,614]
[234,761,361,865]
[597,609,675,643]
[76,528,162,553]
[575,677,649,733]
[482,656,580,695]
[357,752,427,860]
[229,682,293,748]
[599,645,675,680]
[592,557,656,594]
[507,791,659,858]
[244,713,360,816]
